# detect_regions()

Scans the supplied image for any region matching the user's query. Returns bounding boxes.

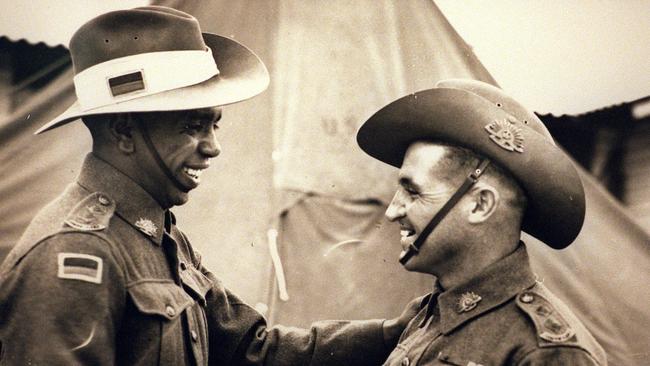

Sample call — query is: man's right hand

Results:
[382,296,425,346]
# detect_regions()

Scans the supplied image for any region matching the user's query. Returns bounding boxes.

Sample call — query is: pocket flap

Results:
[180,266,212,303]
[128,280,193,320]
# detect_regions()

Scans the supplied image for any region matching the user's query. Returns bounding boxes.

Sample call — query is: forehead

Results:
[180,107,222,121]
[149,107,222,124]
[399,142,448,183]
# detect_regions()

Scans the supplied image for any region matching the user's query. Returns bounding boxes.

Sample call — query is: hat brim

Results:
[36,33,269,134]
[357,88,585,249]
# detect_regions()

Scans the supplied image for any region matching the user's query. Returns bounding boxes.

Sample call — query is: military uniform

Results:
[0,154,392,365]
[383,244,606,366]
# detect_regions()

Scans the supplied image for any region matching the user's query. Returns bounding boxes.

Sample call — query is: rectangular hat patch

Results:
[57,253,103,284]
[108,70,145,97]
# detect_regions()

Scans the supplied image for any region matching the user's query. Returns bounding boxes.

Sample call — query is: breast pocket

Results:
[124,281,195,365]
[128,281,194,320]
[179,266,213,304]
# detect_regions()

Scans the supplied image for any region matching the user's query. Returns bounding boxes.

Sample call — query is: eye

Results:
[404,186,419,196]
[183,122,203,133]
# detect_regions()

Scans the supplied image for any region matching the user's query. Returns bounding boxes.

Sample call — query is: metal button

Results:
[401,357,410,366]
[520,293,534,303]
[191,330,198,342]
[180,261,187,271]
[98,195,110,205]
[165,305,176,317]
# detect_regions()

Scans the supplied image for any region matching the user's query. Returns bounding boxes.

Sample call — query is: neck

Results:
[437,232,521,291]
[92,150,171,209]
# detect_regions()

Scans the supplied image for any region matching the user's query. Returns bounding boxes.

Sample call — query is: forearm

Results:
[236,319,389,366]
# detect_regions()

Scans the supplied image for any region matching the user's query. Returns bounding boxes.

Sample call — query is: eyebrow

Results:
[398,175,421,191]
[187,109,222,123]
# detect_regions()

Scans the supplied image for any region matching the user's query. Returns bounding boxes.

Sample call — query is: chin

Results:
[169,191,190,207]
[401,257,424,273]
[402,256,438,276]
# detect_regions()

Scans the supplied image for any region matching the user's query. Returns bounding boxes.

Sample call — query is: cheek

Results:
[160,140,195,163]
[406,200,433,227]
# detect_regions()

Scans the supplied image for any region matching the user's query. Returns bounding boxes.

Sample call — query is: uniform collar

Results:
[437,243,536,335]
[77,153,166,245]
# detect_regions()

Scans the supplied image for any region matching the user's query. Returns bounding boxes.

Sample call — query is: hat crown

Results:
[70,6,206,74]
[436,79,555,143]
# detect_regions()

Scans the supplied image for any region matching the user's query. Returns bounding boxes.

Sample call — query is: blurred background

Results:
[0,1,648,365]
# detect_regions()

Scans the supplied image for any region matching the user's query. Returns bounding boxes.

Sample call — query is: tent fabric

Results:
[0,67,87,261]
[0,1,648,365]
[524,169,650,366]
[266,195,432,326]
[272,0,496,202]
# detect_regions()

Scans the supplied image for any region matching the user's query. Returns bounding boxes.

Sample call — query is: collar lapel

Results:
[77,154,165,245]
[438,243,536,334]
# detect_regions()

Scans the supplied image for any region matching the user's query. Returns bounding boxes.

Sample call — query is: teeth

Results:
[183,167,203,180]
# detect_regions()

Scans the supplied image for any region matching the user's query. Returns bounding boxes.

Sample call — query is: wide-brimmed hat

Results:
[357,79,585,249]
[36,6,269,134]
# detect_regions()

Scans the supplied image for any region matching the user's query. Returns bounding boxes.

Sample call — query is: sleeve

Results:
[200,269,390,366]
[0,232,126,365]
[518,346,604,366]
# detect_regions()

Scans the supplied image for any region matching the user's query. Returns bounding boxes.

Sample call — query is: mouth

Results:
[181,166,206,188]
[399,227,417,249]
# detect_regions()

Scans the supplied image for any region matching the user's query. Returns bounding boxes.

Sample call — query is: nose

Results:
[199,129,221,158]
[385,191,406,222]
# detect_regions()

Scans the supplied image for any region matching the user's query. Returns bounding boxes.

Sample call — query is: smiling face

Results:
[131,107,222,208]
[385,142,474,276]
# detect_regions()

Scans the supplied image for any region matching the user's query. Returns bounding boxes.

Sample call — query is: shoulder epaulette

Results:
[64,192,115,231]
[516,288,576,344]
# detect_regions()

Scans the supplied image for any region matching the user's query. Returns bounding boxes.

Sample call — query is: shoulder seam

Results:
[13,231,127,284]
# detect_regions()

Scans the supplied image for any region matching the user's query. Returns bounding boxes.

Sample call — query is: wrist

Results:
[382,318,401,347]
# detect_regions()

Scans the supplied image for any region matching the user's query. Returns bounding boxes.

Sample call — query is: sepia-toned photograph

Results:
[0,1,648,365]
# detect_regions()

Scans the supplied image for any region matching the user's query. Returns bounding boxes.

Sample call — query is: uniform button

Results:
[166,305,176,317]
[98,195,110,205]
[180,261,187,270]
[520,293,534,303]
[191,330,198,342]
[401,357,410,366]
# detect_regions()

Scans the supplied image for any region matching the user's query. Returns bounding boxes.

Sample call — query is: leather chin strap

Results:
[135,116,189,193]
[398,159,491,265]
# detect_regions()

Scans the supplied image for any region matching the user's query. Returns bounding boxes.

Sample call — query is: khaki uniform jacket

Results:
[0,154,390,365]
[383,245,607,366]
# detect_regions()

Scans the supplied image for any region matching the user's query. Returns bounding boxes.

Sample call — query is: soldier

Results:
[356,79,607,365]
[0,6,417,365]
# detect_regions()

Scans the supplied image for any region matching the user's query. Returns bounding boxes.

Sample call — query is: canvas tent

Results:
[0,1,648,365]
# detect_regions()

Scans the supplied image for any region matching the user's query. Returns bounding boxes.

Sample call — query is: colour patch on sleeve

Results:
[57,253,103,284]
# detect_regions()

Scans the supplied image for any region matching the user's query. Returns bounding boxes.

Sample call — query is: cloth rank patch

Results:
[57,253,103,284]
[108,70,145,97]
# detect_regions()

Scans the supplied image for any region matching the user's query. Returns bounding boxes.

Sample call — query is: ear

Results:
[108,114,135,154]
[467,183,499,224]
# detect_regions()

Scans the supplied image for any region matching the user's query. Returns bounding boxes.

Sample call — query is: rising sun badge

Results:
[484,118,525,153]
[458,292,482,313]
[135,218,158,237]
